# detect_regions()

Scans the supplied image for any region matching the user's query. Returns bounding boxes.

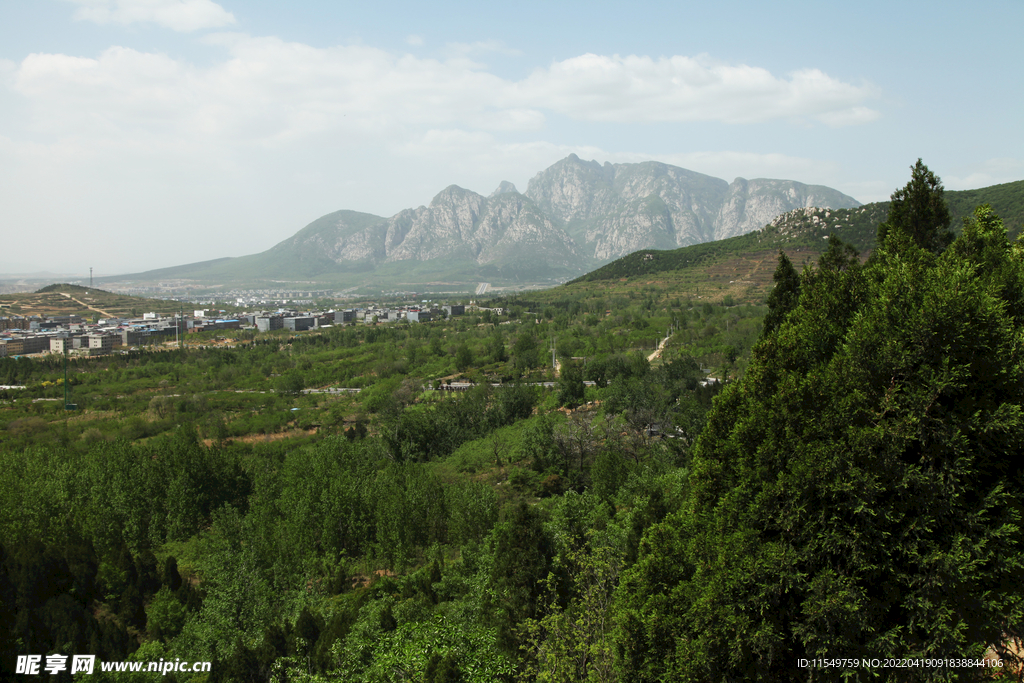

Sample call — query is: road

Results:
[58,292,115,318]
[475,282,490,295]
[300,380,605,395]
[647,334,672,362]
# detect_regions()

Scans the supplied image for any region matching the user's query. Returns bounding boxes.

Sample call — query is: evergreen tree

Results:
[877,159,954,253]
[162,556,182,592]
[487,502,555,656]
[615,205,1024,681]
[816,234,860,273]
[761,249,800,337]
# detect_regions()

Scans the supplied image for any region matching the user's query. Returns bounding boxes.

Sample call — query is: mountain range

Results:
[109,154,863,290]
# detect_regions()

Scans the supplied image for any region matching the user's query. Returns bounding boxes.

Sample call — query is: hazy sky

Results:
[1,0,1021,276]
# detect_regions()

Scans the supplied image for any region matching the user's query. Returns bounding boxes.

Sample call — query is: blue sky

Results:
[1,0,1021,275]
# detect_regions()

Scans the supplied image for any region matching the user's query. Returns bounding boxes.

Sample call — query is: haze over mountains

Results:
[108,154,862,289]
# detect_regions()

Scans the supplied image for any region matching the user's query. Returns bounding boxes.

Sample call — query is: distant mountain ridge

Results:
[525,155,859,256]
[110,154,864,288]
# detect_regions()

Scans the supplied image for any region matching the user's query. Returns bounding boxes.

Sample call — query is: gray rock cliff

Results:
[523,155,860,261]
[248,155,860,280]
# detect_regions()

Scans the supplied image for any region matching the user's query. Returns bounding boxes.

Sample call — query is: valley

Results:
[1,164,1023,681]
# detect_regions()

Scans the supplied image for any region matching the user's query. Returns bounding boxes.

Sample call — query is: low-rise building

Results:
[1,335,52,356]
[284,316,314,332]
[0,317,29,331]
[87,334,119,353]
[256,316,284,332]
[190,319,241,333]
[122,326,179,345]
[334,309,357,323]
[407,310,432,323]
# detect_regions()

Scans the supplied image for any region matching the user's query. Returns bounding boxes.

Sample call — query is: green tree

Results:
[557,360,585,408]
[454,343,473,372]
[488,382,538,428]
[817,234,859,273]
[489,329,508,363]
[877,158,954,253]
[616,206,1024,681]
[524,544,620,683]
[487,502,555,656]
[146,586,186,641]
[274,370,305,397]
[429,334,444,357]
[513,332,540,372]
[761,249,800,337]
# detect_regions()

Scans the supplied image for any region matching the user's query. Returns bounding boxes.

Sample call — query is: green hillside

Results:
[572,181,1023,288]
[947,179,1024,233]
[569,204,887,289]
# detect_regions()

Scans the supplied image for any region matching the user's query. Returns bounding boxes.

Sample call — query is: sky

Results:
[1,0,1021,276]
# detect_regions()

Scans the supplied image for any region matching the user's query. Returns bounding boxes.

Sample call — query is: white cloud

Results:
[1,37,884,271]
[512,55,880,126]
[63,0,235,32]
[406,35,425,47]
[9,38,879,146]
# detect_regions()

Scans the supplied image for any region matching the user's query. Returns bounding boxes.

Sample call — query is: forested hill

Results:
[569,203,887,284]
[948,178,1024,231]
[573,179,1024,285]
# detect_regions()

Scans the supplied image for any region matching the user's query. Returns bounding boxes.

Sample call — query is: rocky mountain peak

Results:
[159,154,863,285]
[430,185,482,207]
[490,180,519,197]
[525,155,618,225]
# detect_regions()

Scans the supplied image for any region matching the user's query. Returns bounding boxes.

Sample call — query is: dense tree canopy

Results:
[616,202,1024,680]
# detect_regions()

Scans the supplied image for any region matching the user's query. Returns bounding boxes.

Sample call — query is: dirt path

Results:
[647,334,671,362]
[751,255,768,277]
[59,292,114,318]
